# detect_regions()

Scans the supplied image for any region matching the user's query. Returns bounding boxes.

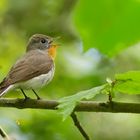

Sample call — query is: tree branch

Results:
[71,112,90,140]
[0,98,140,113]
[1,98,140,140]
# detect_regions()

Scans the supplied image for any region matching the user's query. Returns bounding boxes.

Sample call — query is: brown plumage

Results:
[0,34,58,98]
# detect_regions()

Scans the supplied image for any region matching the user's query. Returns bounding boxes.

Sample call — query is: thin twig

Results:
[71,112,90,140]
[0,126,10,140]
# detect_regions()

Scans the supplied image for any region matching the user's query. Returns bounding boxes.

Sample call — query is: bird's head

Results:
[26,34,58,59]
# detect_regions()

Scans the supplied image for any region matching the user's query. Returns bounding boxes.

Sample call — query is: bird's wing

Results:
[0,50,53,88]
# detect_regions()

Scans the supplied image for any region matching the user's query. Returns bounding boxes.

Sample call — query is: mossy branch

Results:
[1,98,140,140]
[0,98,140,113]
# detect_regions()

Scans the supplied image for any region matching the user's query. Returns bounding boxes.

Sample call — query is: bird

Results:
[0,34,58,99]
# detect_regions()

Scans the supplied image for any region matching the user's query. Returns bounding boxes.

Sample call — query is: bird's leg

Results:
[32,89,41,100]
[20,88,30,100]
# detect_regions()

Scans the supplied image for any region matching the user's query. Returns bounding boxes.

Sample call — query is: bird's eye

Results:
[41,39,46,44]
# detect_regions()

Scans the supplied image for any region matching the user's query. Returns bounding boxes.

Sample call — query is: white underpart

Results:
[0,68,54,96]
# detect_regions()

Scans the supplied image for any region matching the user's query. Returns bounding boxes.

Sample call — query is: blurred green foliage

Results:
[74,0,140,56]
[0,0,140,140]
[114,71,140,94]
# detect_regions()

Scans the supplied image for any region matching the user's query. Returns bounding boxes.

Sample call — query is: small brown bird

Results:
[0,34,58,99]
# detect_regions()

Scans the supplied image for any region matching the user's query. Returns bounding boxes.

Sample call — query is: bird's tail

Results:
[0,78,14,97]
[0,84,14,97]
[0,86,9,97]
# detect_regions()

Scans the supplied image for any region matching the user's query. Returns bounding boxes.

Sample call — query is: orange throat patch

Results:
[48,45,58,60]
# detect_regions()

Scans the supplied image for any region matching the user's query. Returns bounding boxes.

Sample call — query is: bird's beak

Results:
[49,36,61,47]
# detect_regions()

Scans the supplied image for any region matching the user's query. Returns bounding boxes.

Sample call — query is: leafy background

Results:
[0,0,140,140]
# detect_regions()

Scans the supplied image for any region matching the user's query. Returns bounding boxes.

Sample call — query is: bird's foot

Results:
[32,89,41,100]
[23,96,30,101]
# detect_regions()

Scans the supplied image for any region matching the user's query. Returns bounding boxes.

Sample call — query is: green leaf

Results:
[58,85,106,120]
[74,0,140,56]
[114,81,140,94]
[115,71,140,82]
[114,71,140,94]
